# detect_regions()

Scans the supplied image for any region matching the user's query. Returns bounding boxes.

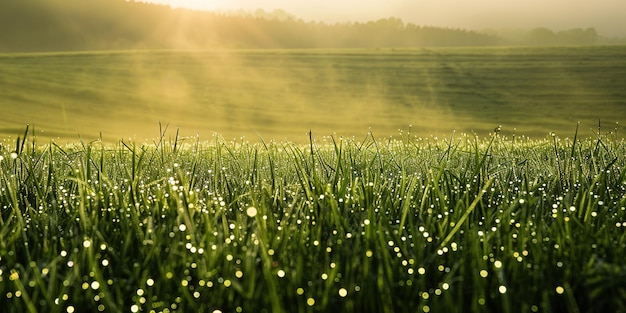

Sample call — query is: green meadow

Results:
[1,45,626,313]
[0,128,625,312]
[1,46,625,143]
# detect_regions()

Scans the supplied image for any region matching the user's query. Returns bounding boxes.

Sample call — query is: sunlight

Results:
[2,1,626,311]
[139,0,626,37]
[144,0,232,10]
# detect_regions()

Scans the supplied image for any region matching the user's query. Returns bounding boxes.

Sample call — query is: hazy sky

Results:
[146,0,626,36]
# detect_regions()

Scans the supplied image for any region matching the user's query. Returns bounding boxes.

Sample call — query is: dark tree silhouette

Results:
[0,0,605,52]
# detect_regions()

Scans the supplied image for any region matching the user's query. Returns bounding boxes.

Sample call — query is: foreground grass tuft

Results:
[1,130,625,312]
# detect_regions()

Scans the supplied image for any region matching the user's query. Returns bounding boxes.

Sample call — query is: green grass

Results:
[1,127,625,312]
[1,46,625,143]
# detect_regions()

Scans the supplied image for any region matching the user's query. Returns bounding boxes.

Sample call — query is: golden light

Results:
[144,0,232,11]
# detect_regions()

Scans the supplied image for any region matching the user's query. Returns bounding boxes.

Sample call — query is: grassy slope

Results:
[1,46,625,143]
[0,131,625,312]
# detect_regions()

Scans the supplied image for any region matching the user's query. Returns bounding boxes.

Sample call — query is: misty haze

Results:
[1,0,625,142]
[1,1,626,313]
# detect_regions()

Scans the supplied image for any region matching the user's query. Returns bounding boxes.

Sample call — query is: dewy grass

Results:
[0,129,625,312]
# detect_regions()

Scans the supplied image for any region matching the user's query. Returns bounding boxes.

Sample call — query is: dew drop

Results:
[339,288,348,297]
[246,207,257,217]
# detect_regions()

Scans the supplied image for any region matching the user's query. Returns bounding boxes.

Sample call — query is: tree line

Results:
[0,0,614,52]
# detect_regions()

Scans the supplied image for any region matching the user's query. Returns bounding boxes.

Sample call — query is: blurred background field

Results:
[1,45,625,143]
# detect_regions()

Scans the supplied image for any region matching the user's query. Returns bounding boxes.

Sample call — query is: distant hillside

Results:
[0,0,502,52]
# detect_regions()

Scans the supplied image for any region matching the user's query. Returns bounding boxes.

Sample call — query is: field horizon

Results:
[1,46,625,145]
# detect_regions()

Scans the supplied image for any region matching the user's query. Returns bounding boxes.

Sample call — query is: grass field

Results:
[0,127,625,312]
[1,46,626,312]
[1,46,625,143]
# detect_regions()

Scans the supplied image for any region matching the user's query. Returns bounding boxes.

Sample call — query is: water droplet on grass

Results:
[339,288,348,297]
[246,207,257,217]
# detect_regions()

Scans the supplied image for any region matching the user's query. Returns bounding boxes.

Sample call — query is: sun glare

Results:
[145,0,230,11]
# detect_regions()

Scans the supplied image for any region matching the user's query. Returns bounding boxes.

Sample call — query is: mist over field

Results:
[0,0,625,142]
[2,2,626,313]
[2,0,623,52]
[147,0,626,38]
[1,47,625,143]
